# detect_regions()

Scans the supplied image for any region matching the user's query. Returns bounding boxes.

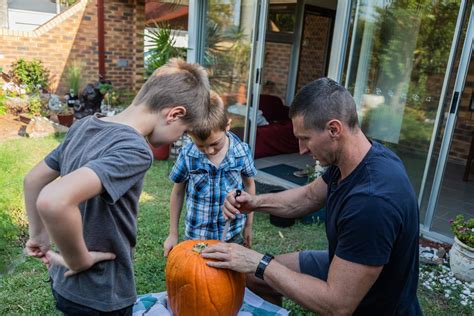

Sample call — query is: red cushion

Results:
[254,120,299,159]
[259,94,289,122]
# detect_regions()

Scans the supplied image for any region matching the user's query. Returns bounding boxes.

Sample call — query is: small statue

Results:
[74,82,107,119]
[48,94,62,112]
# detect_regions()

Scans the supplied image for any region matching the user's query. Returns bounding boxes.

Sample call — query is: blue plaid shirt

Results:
[169,132,257,241]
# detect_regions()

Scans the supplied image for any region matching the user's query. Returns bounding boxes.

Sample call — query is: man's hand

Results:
[201,242,262,273]
[46,250,116,277]
[163,234,178,257]
[25,235,51,265]
[243,225,253,248]
[222,190,257,220]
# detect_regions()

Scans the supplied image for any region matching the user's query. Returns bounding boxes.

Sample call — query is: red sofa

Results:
[254,94,299,159]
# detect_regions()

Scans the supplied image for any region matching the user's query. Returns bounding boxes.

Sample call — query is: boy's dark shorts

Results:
[299,250,330,281]
[50,279,132,316]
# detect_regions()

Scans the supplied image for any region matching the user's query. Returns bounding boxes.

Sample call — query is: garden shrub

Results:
[10,58,50,93]
[28,95,43,115]
[0,90,6,115]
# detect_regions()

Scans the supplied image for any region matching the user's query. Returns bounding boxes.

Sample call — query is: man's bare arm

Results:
[264,255,382,315]
[254,177,327,218]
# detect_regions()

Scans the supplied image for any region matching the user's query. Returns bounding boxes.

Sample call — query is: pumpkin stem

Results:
[192,242,208,253]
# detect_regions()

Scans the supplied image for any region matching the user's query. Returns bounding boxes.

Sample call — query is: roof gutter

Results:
[97,0,106,79]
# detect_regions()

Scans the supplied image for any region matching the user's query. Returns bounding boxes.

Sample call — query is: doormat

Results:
[255,181,286,195]
[259,164,308,186]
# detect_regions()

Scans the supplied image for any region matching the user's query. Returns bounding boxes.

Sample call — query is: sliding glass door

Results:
[421,4,474,240]
[342,0,462,197]
[196,0,266,145]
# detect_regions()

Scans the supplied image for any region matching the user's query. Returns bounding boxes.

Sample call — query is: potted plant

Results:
[56,104,74,127]
[65,62,82,97]
[449,215,474,282]
[149,143,171,160]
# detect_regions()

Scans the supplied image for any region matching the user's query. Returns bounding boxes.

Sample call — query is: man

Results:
[202,78,422,315]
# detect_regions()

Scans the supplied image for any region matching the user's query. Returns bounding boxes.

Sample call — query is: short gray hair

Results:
[289,78,359,131]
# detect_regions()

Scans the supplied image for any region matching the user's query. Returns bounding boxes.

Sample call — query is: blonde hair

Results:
[189,90,228,141]
[132,58,210,124]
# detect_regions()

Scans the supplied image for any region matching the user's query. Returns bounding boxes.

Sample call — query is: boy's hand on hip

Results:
[46,250,116,277]
[25,235,51,265]
[163,234,178,257]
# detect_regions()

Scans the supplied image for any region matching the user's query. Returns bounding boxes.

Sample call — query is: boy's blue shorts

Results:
[299,250,329,281]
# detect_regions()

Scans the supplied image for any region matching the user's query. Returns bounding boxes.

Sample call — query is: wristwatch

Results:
[255,253,274,280]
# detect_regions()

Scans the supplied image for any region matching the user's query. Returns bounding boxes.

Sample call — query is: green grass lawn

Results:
[0,135,470,315]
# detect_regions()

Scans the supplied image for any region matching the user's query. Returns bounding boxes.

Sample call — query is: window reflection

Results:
[344,0,460,195]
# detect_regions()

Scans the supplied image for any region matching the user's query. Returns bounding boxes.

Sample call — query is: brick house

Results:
[0,0,145,95]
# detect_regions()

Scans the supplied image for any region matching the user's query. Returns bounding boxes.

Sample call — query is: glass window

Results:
[202,0,256,139]
[343,0,461,201]
[266,4,296,43]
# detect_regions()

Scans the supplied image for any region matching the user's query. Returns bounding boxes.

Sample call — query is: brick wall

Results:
[0,0,145,96]
[296,14,331,92]
[261,42,292,102]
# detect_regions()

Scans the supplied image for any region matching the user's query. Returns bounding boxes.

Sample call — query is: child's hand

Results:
[25,235,51,266]
[243,226,253,248]
[163,234,178,257]
[45,250,116,277]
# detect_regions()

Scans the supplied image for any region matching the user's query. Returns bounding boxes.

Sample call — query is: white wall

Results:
[7,9,55,31]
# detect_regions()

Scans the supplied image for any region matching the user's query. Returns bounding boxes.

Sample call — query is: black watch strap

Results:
[255,253,274,280]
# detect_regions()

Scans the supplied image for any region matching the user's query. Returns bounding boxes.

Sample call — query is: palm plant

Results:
[144,23,187,77]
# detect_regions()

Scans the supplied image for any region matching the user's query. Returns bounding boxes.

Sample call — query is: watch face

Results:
[255,253,274,280]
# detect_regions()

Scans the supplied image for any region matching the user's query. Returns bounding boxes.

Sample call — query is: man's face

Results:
[191,129,228,157]
[292,115,334,166]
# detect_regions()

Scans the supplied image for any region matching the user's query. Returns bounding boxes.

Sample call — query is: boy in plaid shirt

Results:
[164,92,256,256]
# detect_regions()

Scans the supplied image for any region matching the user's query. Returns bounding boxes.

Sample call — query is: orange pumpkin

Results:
[166,240,245,316]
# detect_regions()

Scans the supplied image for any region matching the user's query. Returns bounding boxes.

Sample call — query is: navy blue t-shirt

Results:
[322,141,422,315]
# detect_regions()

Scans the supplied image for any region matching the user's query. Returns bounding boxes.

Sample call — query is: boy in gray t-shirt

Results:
[23,59,210,314]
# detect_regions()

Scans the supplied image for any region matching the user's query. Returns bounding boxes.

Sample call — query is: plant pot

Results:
[149,144,170,160]
[269,214,295,228]
[57,113,74,127]
[449,237,474,282]
[301,208,326,225]
[19,114,32,124]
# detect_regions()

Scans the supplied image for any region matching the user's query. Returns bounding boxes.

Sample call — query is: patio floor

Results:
[429,162,474,237]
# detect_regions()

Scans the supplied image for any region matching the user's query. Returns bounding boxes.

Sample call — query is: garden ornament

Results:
[75,82,105,119]
[48,94,62,112]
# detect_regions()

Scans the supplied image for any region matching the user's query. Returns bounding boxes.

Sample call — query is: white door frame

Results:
[327,0,352,83]
[417,1,467,209]
[421,3,473,242]
[246,0,269,152]
[188,0,269,154]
